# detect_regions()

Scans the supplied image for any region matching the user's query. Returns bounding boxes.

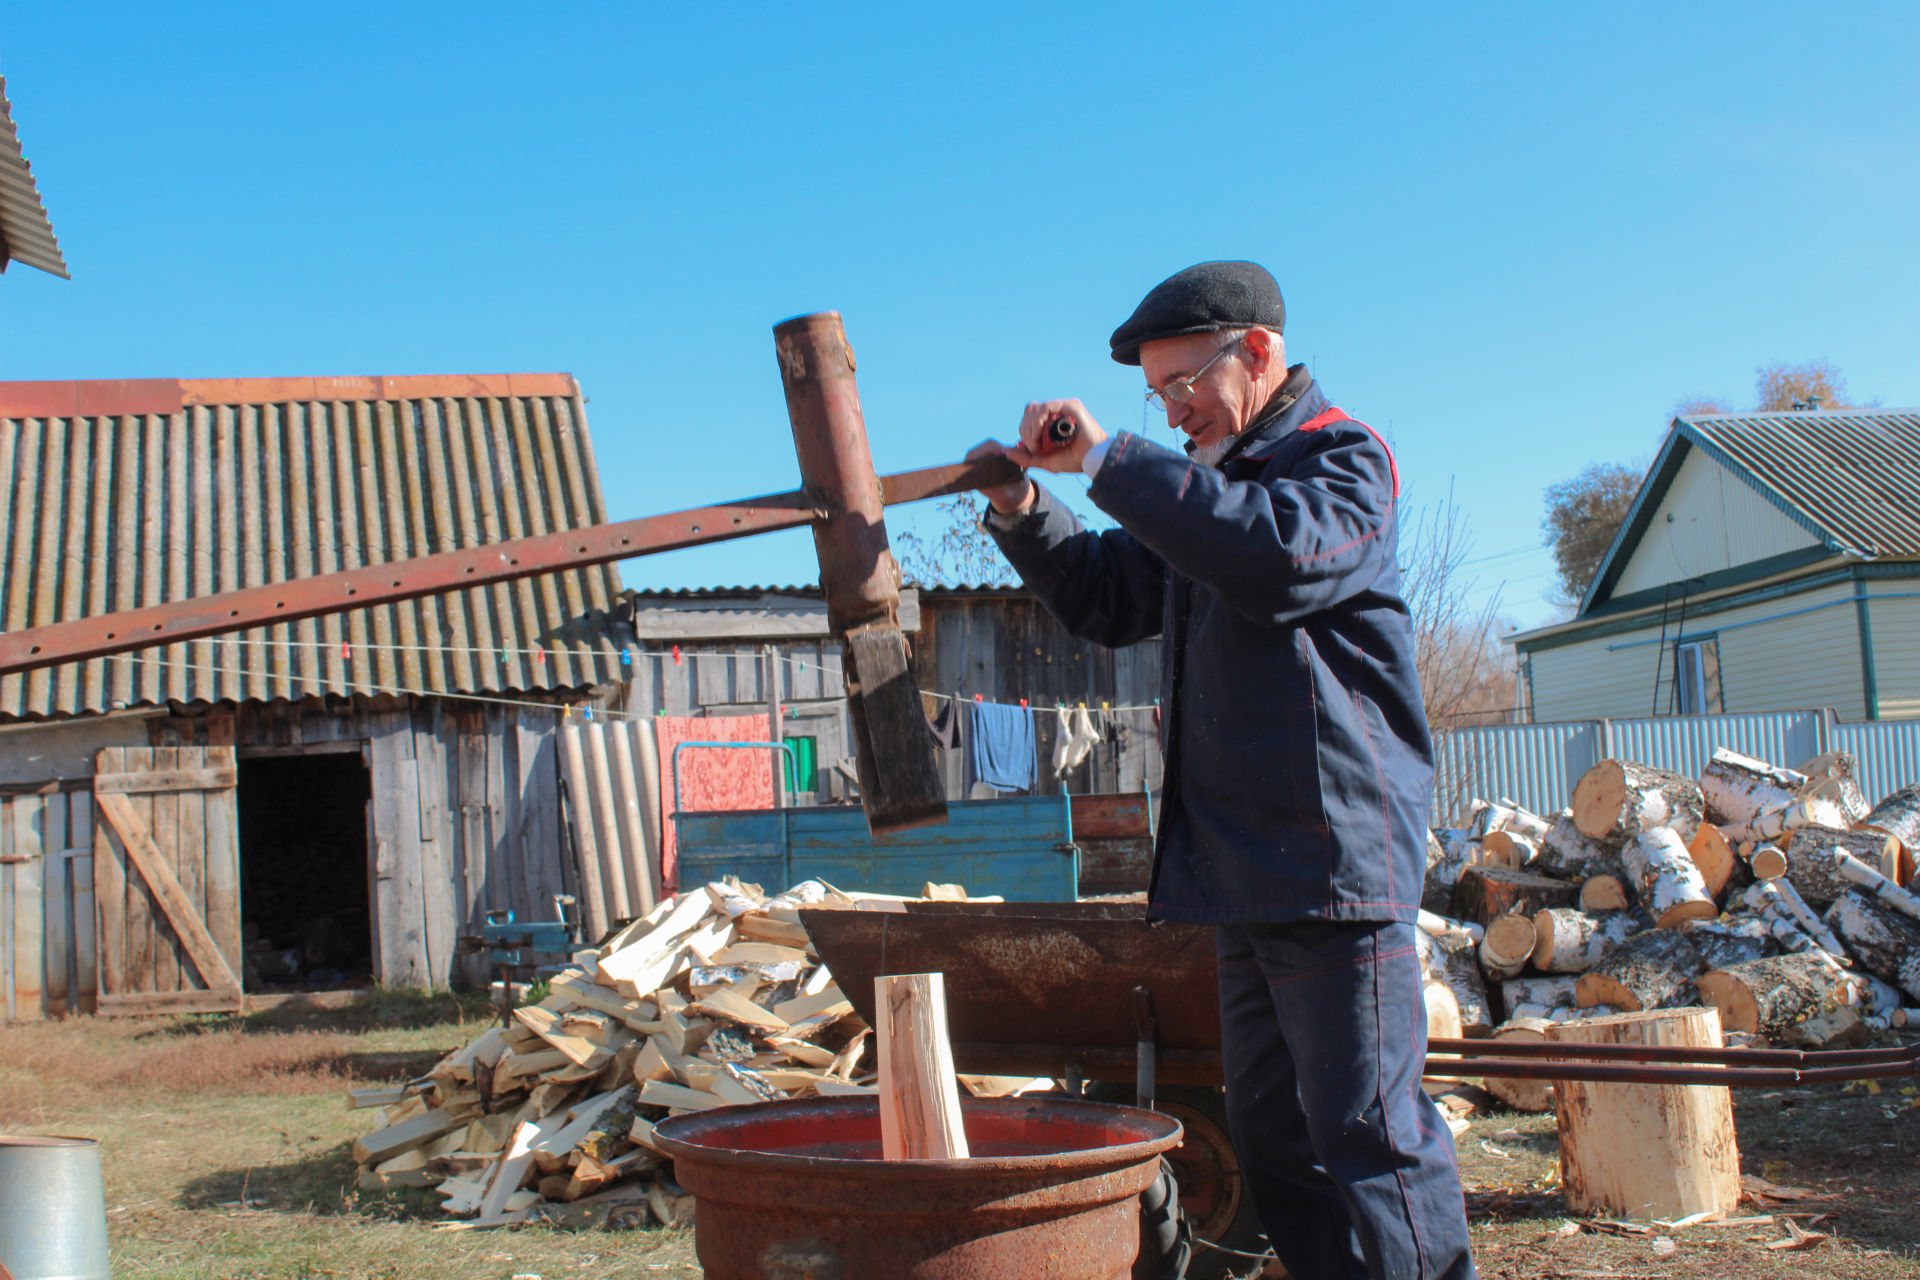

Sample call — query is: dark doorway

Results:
[237,752,373,989]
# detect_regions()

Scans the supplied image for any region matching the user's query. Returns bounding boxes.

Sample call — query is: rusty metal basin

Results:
[651,1094,1183,1280]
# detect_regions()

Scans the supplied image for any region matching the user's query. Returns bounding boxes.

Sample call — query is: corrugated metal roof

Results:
[0,374,626,719]
[1681,409,1920,557]
[0,76,69,279]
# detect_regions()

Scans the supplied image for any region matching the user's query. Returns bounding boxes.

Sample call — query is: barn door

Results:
[92,747,244,1015]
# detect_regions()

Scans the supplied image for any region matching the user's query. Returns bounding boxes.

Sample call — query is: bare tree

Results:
[1755,359,1853,412]
[1672,395,1730,417]
[893,495,1016,586]
[1401,483,1517,730]
[1541,462,1642,608]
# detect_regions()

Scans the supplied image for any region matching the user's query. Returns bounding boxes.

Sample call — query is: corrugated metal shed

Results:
[0,76,69,279]
[0,374,625,718]
[1682,410,1920,557]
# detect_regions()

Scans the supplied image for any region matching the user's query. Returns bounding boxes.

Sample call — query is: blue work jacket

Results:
[986,371,1433,924]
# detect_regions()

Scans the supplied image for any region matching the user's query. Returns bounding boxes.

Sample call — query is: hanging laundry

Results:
[925,696,961,750]
[965,699,1035,792]
[1049,707,1074,777]
[1054,705,1100,777]
[653,712,774,892]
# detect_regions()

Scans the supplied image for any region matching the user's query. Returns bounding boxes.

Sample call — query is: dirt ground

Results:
[1,994,1915,1279]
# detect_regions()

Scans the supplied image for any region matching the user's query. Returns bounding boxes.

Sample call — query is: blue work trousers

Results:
[1218,920,1477,1280]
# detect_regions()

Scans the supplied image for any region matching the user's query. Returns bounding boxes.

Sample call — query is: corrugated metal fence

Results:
[1433,709,1920,825]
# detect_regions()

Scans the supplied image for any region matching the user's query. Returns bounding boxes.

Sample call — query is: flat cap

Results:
[1108,260,1285,366]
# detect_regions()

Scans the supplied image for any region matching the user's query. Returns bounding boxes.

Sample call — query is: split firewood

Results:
[1795,751,1870,823]
[354,1106,469,1167]
[1699,749,1807,839]
[1480,1016,1558,1113]
[876,973,970,1160]
[1530,908,1636,974]
[1480,829,1539,871]
[646,1176,697,1228]
[1686,823,1742,899]
[1696,952,1863,1041]
[1578,874,1631,913]
[1453,865,1580,926]
[1621,827,1717,927]
[735,911,813,948]
[1572,760,1704,844]
[1679,917,1767,971]
[595,891,715,995]
[775,984,853,1024]
[1423,829,1478,916]
[1824,889,1920,1000]
[691,987,792,1036]
[1417,927,1493,1035]
[1771,826,1901,907]
[1576,929,1707,1011]
[1479,914,1538,980]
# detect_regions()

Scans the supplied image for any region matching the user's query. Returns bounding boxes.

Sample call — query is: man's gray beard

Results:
[1191,436,1235,469]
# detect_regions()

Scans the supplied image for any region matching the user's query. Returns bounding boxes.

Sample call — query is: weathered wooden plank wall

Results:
[0,788,97,1020]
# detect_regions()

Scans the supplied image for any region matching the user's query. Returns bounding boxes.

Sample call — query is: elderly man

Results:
[973,261,1476,1280]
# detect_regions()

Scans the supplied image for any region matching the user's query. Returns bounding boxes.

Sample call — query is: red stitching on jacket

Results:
[1298,405,1400,498]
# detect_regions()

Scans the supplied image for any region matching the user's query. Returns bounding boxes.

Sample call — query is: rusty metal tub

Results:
[651,1094,1183,1280]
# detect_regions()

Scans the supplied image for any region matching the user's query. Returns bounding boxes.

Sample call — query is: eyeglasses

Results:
[1144,337,1245,412]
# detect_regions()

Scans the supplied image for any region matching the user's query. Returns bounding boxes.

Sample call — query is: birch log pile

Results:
[1530,908,1636,974]
[1824,889,1920,1000]
[1576,929,1707,1012]
[1533,811,1630,884]
[1417,927,1493,1036]
[1453,866,1580,926]
[1572,761,1704,844]
[1749,796,1850,844]
[1797,751,1871,823]
[1619,827,1717,928]
[1699,749,1807,839]
[1550,1008,1741,1220]
[1422,830,1478,916]
[1696,952,1863,1039]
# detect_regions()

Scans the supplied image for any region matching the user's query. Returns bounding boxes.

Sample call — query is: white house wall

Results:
[1610,450,1822,597]
[1529,581,1865,721]
[1865,590,1920,719]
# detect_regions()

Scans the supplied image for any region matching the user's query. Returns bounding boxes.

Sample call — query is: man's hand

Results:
[967,439,1035,514]
[1015,399,1108,475]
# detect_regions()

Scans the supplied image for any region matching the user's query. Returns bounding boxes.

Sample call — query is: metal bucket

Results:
[653,1094,1183,1280]
[0,1136,111,1280]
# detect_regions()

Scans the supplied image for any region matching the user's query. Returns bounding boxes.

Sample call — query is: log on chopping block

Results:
[875,973,969,1160]
[1530,908,1636,974]
[1620,827,1717,928]
[1861,783,1920,885]
[1572,760,1704,844]
[1480,1016,1559,1113]
[1549,1008,1742,1220]
[1696,951,1863,1043]
[1453,866,1579,927]
[1576,929,1707,1012]
[1578,874,1631,913]
[1479,913,1538,981]
[1777,826,1902,908]
[1678,917,1767,972]
[1698,748,1807,839]
[1417,928,1493,1036]
[776,313,946,836]
[1796,751,1871,823]
[1824,889,1920,1001]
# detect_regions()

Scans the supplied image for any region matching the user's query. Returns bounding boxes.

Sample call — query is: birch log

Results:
[1750,796,1849,843]
[1620,827,1717,928]
[876,973,969,1160]
[1480,830,1539,871]
[1474,800,1551,843]
[1679,917,1767,971]
[1752,878,1850,961]
[1782,827,1902,908]
[1500,973,1580,1017]
[1422,980,1464,1042]
[1824,889,1920,1001]
[1796,751,1870,823]
[1696,952,1862,1041]
[1579,874,1631,913]
[1479,913,1538,981]
[1481,1016,1558,1113]
[1417,928,1493,1036]
[1531,908,1636,974]
[1550,1008,1741,1220]
[1685,823,1741,899]
[1572,761,1704,844]
[1576,929,1707,1011]
[1830,848,1920,923]
[1861,784,1920,885]
[1417,909,1484,945]
[1453,866,1580,926]
[1534,810,1630,883]
[1697,749,1805,838]
[1422,829,1478,916]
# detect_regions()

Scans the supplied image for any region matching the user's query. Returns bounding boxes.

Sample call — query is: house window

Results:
[1675,637,1723,715]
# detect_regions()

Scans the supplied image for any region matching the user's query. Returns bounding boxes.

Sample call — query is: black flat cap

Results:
[1108,260,1285,365]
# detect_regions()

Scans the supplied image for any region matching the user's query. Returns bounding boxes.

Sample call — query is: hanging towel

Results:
[1055,706,1100,776]
[926,696,961,750]
[1050,707,1074,777]
[965,700,1036,792]
[654,712,774,892]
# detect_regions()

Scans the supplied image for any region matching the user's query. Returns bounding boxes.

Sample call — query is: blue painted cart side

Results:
[674,794,1080,901]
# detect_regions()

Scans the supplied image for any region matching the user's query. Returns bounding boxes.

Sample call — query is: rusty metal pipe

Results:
[1429,1036,1919,1068]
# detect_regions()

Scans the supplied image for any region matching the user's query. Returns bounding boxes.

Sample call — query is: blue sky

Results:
[2,4,1914,633]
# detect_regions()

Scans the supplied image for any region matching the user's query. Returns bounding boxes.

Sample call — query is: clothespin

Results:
[654,708,665,717]
[535,646,546,664]
[974,693,983,703]
[340,640,350,661]
[563,704,572,719]
[584,706,594,722]
[1019,698,1028,709]
[672,644,682,665]
[500,648,509,664]
[1102,700,1110,713]
[620,647,632,666]
[1078,701,1087,710]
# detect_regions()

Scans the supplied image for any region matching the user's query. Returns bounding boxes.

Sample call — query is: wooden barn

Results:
[0,374,626,1018]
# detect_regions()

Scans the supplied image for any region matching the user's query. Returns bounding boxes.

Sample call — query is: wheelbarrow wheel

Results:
[1088,1083,1274,1280]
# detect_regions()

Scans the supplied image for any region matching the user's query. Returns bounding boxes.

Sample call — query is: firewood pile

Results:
[1421,748,1920,1111]
[346,877,1026,1228]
